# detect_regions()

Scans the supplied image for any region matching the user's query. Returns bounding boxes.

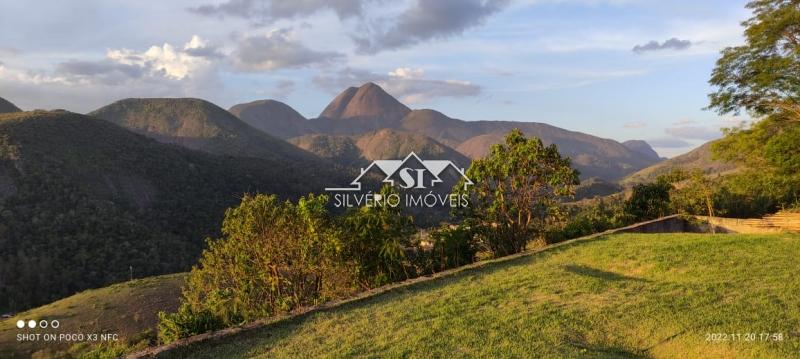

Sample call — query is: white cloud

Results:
[0,36,225,112]
[388,67,424,79]
[106,35,218,80]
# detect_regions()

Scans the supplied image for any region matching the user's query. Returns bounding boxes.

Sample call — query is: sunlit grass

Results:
[169,233,800,359]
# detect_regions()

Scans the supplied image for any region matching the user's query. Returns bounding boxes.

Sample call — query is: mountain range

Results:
[231,83,662,180]
[0,85,669,312]
[0,106,347,312]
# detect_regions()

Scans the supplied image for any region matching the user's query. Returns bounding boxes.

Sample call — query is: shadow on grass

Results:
[562,264,649,283]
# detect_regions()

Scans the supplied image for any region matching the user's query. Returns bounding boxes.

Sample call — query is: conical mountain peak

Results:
[319,82,410,123]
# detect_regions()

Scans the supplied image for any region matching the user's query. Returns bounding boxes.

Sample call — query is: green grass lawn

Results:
[0,273,185,358]
[166,233,800,359]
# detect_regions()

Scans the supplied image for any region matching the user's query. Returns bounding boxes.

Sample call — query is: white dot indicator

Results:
[27,320,36,328]
[16,320,24,329]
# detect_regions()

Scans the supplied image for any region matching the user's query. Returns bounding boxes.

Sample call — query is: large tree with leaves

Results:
[458,129,579,257]
[708,0,800,117]
[707,0,800,211]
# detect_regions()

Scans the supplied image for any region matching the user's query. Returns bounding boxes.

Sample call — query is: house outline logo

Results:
[325,152,474,192]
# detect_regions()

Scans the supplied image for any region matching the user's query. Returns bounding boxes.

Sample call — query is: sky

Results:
[0,0,753,157]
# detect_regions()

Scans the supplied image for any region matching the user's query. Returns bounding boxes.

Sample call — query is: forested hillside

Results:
[0,110,342,312]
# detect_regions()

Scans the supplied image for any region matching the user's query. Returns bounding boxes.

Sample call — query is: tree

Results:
[708,0,800,117]
[624,180,672,222]
[668,169,720,233]
[707,0,800,213]
[457,129,579,257]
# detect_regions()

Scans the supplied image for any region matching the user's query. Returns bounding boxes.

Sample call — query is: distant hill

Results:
[0,273,185,358]
[400,109,477,149]
[622,140,661,161]
[229,99,313,139]
[451,123,656,180]
[231,83,661,181]
[621,141,738,185]
[288,134,366,168]
[0,110,344,312]
[0,97,21,113]
[89,98,318,163]
[354,129,470,168]
[574,177,623,200]
[290,129,471,169]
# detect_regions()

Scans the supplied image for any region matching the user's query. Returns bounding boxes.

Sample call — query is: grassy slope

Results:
[172,233,800,359]
[0,273,185,358]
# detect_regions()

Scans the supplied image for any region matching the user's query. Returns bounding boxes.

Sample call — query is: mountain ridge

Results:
[621,141,737,185]
[229,99,312,139]
[0,96,21,113]
[230,82,663,180]
[0,110,343,312]
[89,97,323,165]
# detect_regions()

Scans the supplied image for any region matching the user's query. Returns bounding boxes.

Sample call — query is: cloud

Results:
[189,0,373,25]
[0,36,224,112]
[647,138,691,148]
[632,38,692,53]
[233,29,344,71]
[665,126,722,141]
[314,67,481,104]
[388,67,424,79]
[623,121,646,129]
[96,35,221,80]
[54,60,146,86]
[30,35,221,84]
[353,0,510,54]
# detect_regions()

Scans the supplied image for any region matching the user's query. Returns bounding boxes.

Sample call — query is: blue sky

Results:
[0,0,752,157]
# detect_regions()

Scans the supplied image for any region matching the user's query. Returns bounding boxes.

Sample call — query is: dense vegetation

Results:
[167,233,800,358]
[458,128,579,256]
[0,111,342,312]
[704,0,800,213]
[158,130,578,343]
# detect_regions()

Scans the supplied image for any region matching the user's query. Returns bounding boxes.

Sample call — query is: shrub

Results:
[549,199,630,242]
[339,186,417,288]
[427,224,476,272]
[624,181,672,221]
[157,305,224,344]
[158,193,356,342]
